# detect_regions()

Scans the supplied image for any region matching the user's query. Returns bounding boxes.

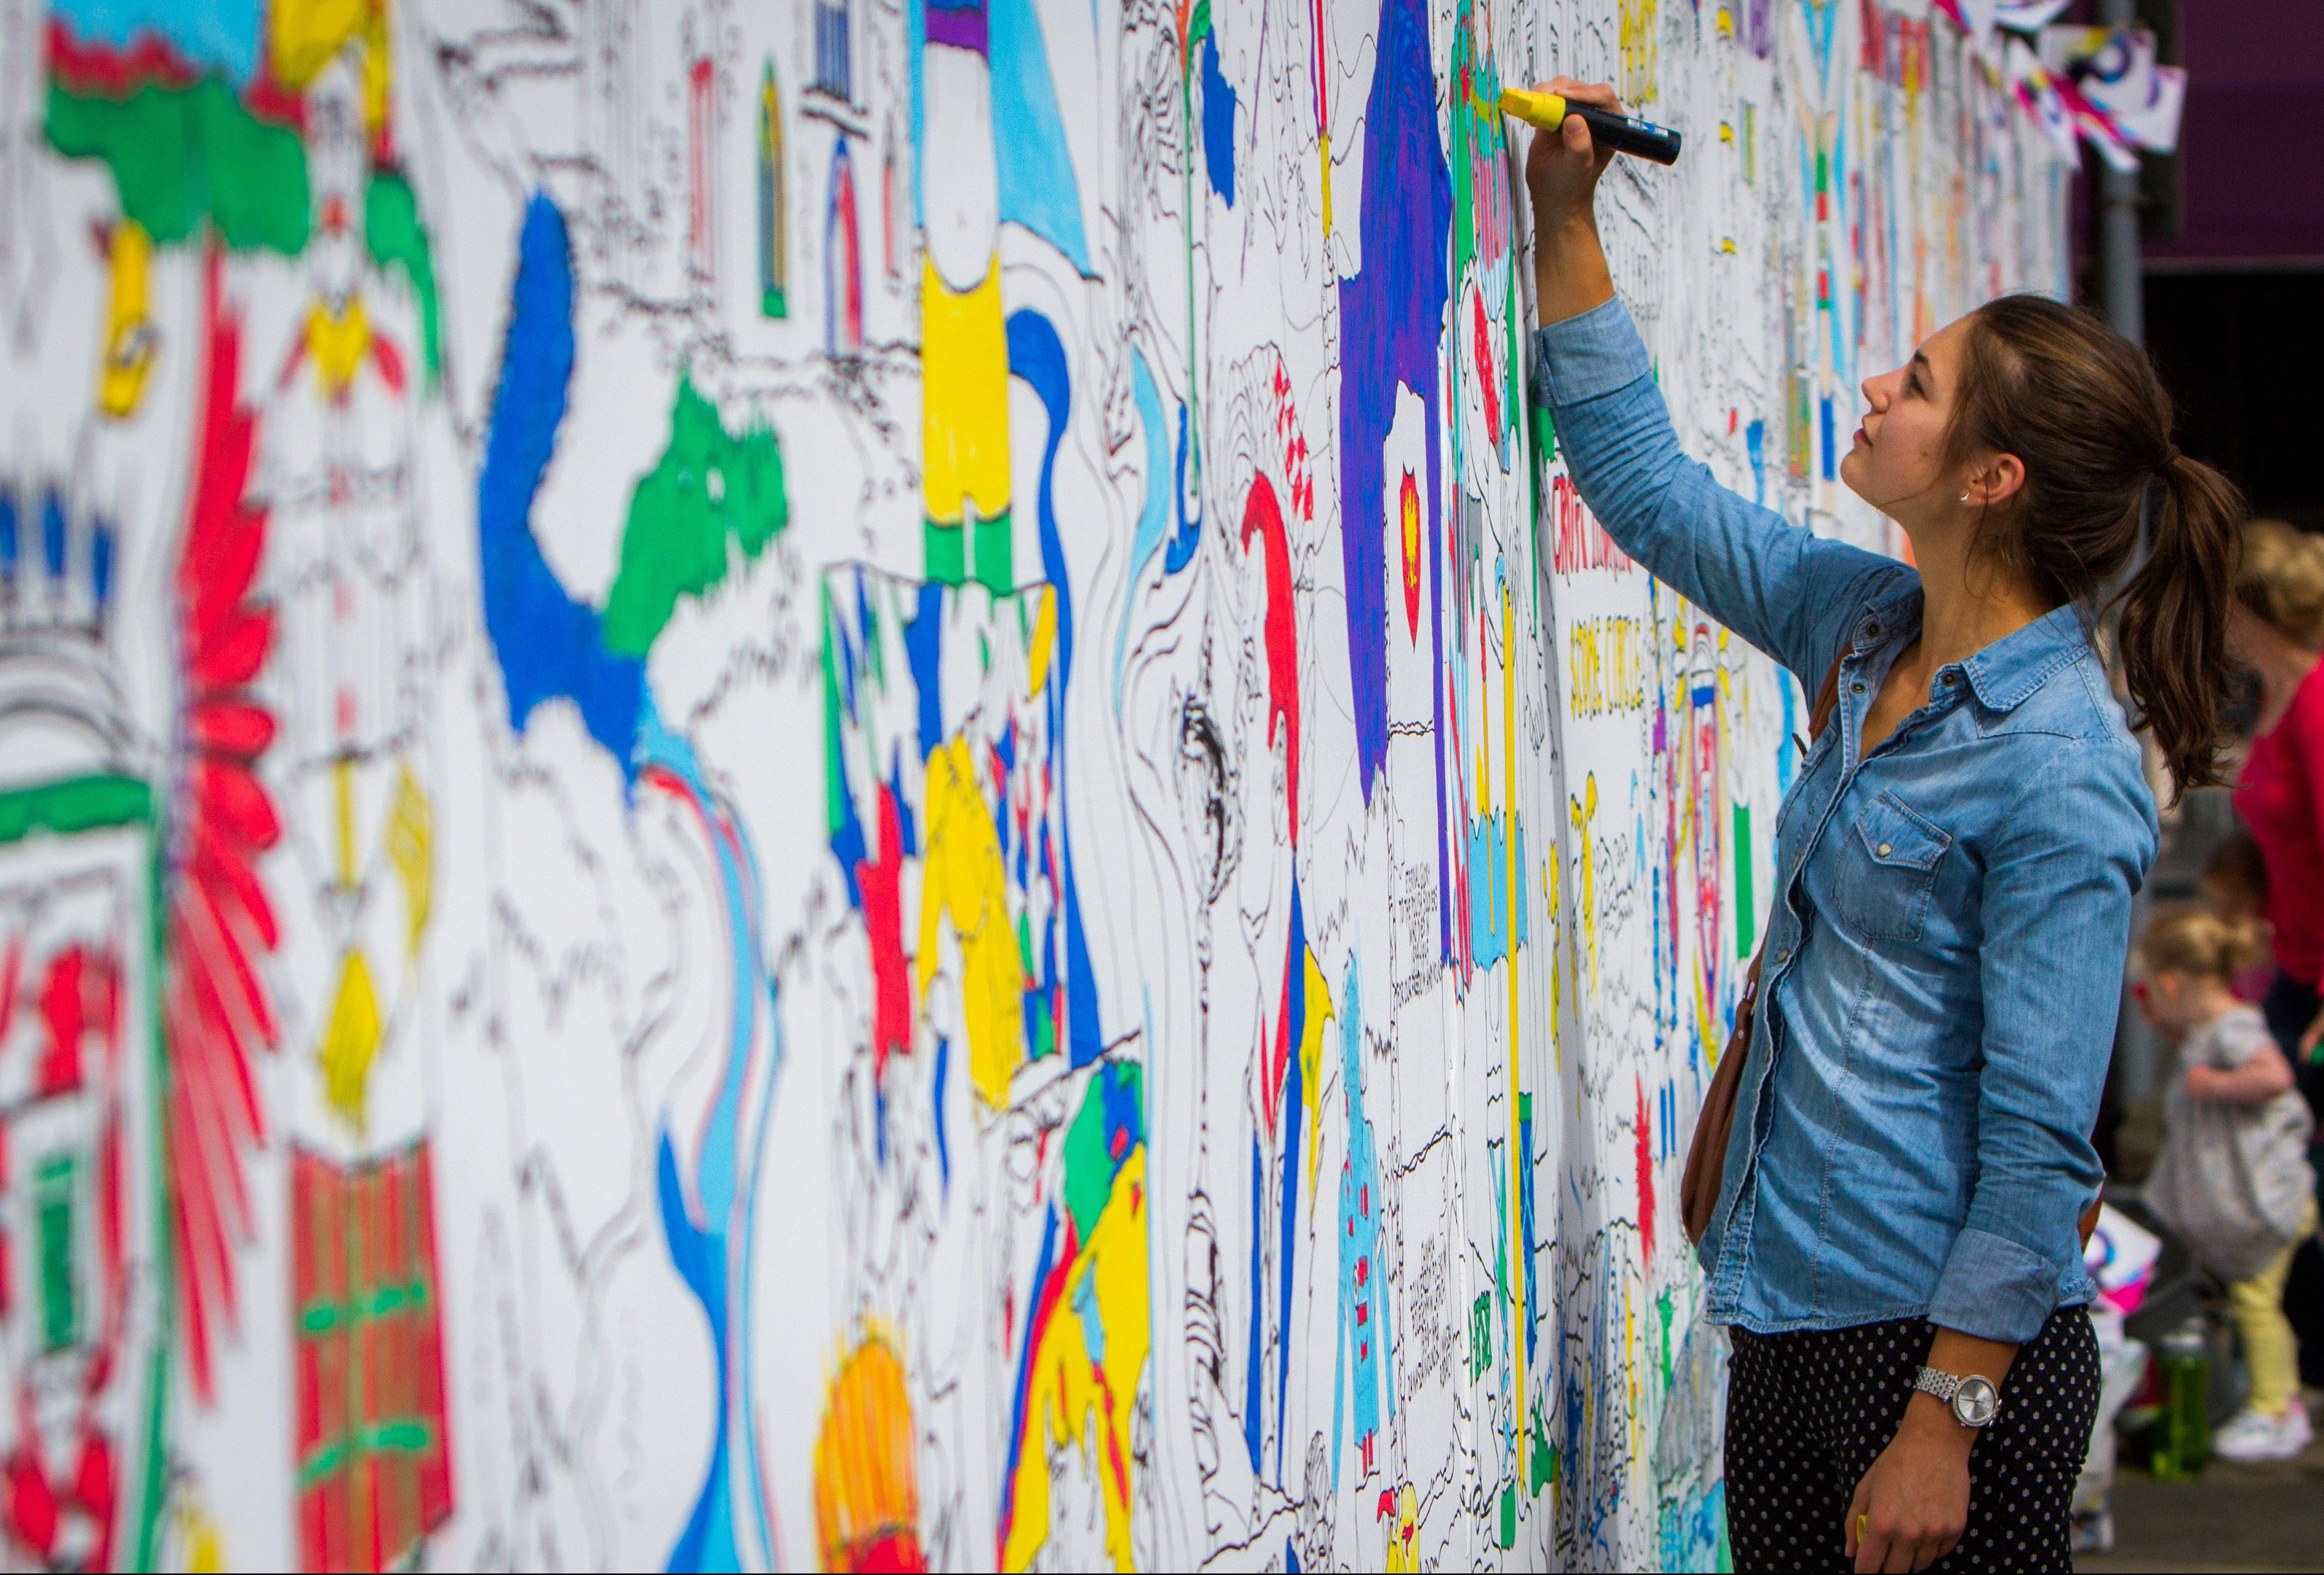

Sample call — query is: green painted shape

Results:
[602,374,789,656]
[822,591,850,838]
[763,286,788,319]
[1060,1062,1144,1241]
[365,171,443,386]
[1733,803,1755,958]
[1530,1410,1558,1493]
[1469,1290,1493,1379]
[0,774,153,843]
[973,513,1013,596]
[1498,1481,1517,1549]
[47,77,308,253]
[36,1154,80,1354]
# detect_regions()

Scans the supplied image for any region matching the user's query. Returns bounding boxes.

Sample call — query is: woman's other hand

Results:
[1845,1397,1972,1573]
[1522,79,1620,327]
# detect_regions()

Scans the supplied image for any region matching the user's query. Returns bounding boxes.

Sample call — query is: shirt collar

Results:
[1852,586,2088,714]
[1957,602,2091,712]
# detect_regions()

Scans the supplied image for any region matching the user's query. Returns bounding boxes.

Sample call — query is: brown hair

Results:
[1946,295,2245,798]
[2234,518,2324,650]
[2200,832,2269,912]
[2136,900,2269,982]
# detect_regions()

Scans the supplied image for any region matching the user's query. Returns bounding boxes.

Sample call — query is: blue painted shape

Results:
[0,490,16,581]
[90,523,114,611]
[1245,1132,1267,1474]
[988,0,1092,272]
[50,0,261,82]
[998,1207,1060,1533]
[909,0,928,226]
[475,195,648,770]
[1466,812,1528,968]
[643,727,785,1574]
[1273,895,1304,1478]
[1746,417,1766,507]
[40,489,66,580]
[1162,403,1202,574]
[1007,306,1105,1067]
[1819,395,1835,481]
[1336,0,1450,980]
[1200,30,1237,206]
[933,1034,954,1193]
[905,581,947,758]
[1330,961,1391,1486]
[1124,350,1172,586]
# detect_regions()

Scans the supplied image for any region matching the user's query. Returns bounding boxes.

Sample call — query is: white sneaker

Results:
[2212,1403,2315,1462]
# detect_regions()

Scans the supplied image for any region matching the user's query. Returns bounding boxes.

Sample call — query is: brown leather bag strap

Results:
[1807,652,1843,743]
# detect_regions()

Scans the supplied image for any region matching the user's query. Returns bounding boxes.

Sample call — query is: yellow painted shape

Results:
[1571,774,1600,1000]
[1383,1483,1421,1572]
[318,947,382,1129]
[1002,1146,1150,1572]
[1320,128,1334,236]
[304,297,374,404]
[176,1498,225,1573]
[97,219,157,418]
[1025,587,1056,698]
[271,0,368,89]
[386,759,432,957]
[333,755,357,890]
[917,736,1025,1105]
[360,0,392,141]
[813,1328,922,1570]
[921,256,1012,526]
[1297,947,1333,1196]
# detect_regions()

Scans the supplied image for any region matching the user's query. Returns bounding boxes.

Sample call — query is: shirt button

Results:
[1866,623,1880,638]
[1943,672,1958,686]
[1776,948,1791,963]
[1851,681,1866,695]
[1877,842,1892,857]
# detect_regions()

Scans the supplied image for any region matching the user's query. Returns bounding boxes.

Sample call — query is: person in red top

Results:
[2230,520,2324,1099]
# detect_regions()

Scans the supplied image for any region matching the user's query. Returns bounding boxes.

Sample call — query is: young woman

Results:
[1522,80,2243,1574]
[2227,521,2324,1093]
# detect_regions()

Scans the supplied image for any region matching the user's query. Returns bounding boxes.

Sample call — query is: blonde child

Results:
[2136,901,2319,1461]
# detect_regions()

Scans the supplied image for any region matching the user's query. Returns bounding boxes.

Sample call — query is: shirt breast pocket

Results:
[1835,792,1952,943]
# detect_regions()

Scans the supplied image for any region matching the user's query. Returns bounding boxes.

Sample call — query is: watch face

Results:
[1951,1375,1999,1428]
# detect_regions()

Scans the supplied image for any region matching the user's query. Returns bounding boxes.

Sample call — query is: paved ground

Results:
[2078,1391,2324,1574]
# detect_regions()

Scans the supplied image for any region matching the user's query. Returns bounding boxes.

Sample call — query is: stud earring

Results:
[1959,492,1970,503]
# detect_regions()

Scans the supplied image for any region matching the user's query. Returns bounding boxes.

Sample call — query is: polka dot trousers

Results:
[1725,1306,2100,1572]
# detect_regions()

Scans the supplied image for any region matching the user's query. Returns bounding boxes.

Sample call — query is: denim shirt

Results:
[1535,299,2158,1343]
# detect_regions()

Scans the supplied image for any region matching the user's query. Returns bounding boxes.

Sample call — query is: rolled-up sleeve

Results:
[1929,739,2157,1342]
[1534,298,1902,687]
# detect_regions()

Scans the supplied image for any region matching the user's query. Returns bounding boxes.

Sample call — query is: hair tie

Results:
[2157,445,2182,475]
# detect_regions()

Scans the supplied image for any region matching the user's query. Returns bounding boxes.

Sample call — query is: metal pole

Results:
[2098,0,2144,343]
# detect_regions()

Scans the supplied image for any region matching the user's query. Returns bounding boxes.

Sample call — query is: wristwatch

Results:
[1913,1366,2000,1428]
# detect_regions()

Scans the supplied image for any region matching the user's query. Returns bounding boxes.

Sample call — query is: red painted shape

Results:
[34,946,93,1097]
[1240,476,1299,845]
[858,785,914,1076]
[1473,288,1501,438]
[165,249,283,1401]
[1636,1073,1656,1261]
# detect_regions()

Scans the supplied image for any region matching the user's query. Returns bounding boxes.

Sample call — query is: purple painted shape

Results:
[925,0,990,56]
[1336,0,1448,807]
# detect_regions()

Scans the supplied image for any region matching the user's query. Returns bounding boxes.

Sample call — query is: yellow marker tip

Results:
[1497,88,1568,130]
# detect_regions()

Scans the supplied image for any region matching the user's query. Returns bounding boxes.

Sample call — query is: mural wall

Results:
[0,0,2068,1568]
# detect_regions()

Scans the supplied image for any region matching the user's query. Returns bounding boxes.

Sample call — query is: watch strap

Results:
[1913,1366,1960,1404]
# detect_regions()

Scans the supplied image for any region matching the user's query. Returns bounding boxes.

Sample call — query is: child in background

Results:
[2203,834,2278,1004]
[2137,901,2320,1461]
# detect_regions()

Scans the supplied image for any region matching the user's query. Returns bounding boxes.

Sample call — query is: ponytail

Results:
[1948,295,2245,802]
[2137,899,2270,983]
[2115,453,2246,793]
